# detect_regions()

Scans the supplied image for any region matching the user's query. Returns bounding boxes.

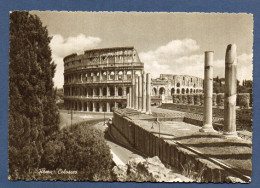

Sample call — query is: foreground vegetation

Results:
[40,122,114,181]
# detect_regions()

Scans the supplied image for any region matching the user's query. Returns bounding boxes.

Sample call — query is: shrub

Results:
[200,94,204,106]
[237,94,250,109]
[216,93,224,106]
[187,95,194,105]
[212,94,217,106]
[182,95,188,104]
[194,95,200,105]
[41,123,114,181]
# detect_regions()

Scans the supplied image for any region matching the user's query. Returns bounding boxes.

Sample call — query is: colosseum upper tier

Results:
[63,47,144,112]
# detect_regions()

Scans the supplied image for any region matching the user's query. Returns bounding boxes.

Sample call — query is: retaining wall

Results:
[110,111,239,182]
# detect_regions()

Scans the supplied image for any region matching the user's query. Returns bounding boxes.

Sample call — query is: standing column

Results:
[93,102,96,112]
[131,77,135,109]
[123,86,126,97]
[200,51,215,133]
[81,101,84,111]
[99,87,102,97]
[107,86,110,97]
[86,102,89,112]
[115,86,118,97]
[142,73,147,113]
[129,87,132,109]
[126,93,130,108]
[223,44,238,137]
[146,73,151,114]
[134,76,139,110]
[99,103,102,112]
[138,75,142,111]
[107,102,110,112]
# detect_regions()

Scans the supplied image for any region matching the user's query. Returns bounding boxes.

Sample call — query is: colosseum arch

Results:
[110,71,115,80]
[84,102,88,111]
[118,71,123,80]
[182,88,185,94]
[152,87,157,96]
[177,88,180,94]
[102,103,106,112]
[118,87,123,96]
[102,71,107,80]
[95,103,99,112]
[88,88,93,96]
[159,87,165,95]
[102,87,107,96]
[110,86,115,96]
[118,103,122,109]
[126,87,130,94]
[186,88,189,94]
[190,88,193,94]
[89,102,93,112]
[110,103,114,112]
[176,82,180,87]
[127,71,132,80]
[171,88,175,95]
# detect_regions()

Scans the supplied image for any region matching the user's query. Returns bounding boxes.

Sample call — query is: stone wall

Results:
[109,111,245,182]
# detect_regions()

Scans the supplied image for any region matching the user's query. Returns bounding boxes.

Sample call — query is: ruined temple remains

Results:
[224,44,238,137]
[200,51,215,133]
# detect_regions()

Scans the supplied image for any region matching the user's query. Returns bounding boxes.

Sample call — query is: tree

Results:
[9,11,59,180]
[42,123,114,181]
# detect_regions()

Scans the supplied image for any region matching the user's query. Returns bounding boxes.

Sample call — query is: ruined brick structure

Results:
[151,74,203,99]
[63,47,144,112]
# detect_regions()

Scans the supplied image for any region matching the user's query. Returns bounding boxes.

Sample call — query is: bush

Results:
[41,123,114,181]
[194,95,200,105]
[182,95,188,104]
[237,94,250,109]
[187,95,194,105]
[216,93,224,106]
[212,94,217,106]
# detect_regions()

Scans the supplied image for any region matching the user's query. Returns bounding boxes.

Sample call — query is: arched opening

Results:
[110,87,115,96]
[171,88,175,95]
[96,103,99,112]
[177,82,180,87]
[127,71,132,80]
[182,88,185,94]
[193,89,196,93]
[103,71,107,80]
[159,87,165,96]
[196,89,199,93]
[75,102,77,110]
[96,87,100,96]
[126,87,130,94]
[84,102,87,111]
[190,89,193,94]
[186,88,189,94]
[102,103,106,112]
[118,71,123,80]
[110,71,115,80]
[78,102,82,111]
[152,88,157,96]
[89,102,93,112]
[103,87,107,96]
[118,87,123,96]
[88,88,93,96]
[110,103,114,112]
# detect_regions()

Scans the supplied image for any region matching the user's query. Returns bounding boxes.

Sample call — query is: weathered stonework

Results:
[63,47,144,112]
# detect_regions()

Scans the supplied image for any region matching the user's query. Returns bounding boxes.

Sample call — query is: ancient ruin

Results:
[63,47,144,112]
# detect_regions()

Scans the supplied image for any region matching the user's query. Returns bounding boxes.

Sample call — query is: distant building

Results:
[151,74,203,103]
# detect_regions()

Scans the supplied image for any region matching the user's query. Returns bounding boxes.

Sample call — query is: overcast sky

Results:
[30,11,253,88]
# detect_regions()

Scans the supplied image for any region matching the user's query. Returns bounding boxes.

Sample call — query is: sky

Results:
[30,11,253,88]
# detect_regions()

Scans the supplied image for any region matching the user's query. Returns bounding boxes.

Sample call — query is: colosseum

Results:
[63,47,144,112]
[151,74,204,103]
